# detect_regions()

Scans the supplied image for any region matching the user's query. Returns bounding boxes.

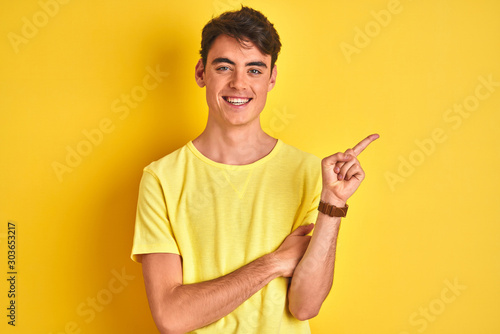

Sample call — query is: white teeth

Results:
[226,97,250,105]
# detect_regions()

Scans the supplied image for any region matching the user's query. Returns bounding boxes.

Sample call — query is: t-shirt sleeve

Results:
[130,168,180,263]
[292,159,322,235]
[301,173,322,228]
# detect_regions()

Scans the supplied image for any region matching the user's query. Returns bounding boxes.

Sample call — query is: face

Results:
[195,34,277,129]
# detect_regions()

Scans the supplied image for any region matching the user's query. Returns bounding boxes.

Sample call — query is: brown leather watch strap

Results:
[318,200,348,217]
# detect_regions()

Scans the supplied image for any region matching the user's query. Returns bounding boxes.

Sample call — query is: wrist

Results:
[320,190,346,207]
[264,252,286,278]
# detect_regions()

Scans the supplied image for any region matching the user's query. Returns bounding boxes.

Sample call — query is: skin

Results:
[141,34,379,334]
[192,34,278,165]
[288,134,379,318]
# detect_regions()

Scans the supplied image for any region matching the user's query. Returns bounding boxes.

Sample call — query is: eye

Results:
[216,66,230,71]
[249,69,262,75]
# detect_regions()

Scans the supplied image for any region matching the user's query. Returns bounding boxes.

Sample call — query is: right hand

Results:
[321,134,379,204]
[273,224,315,277]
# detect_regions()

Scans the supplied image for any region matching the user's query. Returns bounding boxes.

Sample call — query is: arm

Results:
[141,223,314,334]
[287,134,379,320]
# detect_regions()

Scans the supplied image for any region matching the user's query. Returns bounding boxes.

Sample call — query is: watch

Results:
[318,200,348,217]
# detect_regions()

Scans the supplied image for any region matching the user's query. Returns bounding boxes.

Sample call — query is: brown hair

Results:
[199,6,281,71]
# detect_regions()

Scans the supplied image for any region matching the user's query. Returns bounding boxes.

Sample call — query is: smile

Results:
[223,96,252,106]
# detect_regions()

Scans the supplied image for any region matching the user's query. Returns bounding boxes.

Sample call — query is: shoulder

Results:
[276,141,322,196]
[278,140,321,169]
[142,143,190,178]
[274,141,322,185]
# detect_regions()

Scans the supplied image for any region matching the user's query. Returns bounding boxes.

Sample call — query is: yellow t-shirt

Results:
[131,139,322,333]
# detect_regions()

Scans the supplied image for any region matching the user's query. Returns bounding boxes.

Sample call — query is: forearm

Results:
[157,254,280,333]
[288,195,343,320]
[288,133,378,320]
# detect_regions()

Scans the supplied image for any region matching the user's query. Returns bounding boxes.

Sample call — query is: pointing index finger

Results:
[352,134,380,156]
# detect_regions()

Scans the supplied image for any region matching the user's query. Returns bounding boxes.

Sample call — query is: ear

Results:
[267,64,277,92]
[195,59,206,88]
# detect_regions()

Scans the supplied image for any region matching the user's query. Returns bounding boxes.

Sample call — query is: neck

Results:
[193,119,277,165]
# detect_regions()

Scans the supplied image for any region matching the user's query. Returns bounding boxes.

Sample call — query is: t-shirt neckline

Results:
[186,139,283,170]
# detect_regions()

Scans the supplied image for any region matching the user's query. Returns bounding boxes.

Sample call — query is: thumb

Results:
[292,223,315,235]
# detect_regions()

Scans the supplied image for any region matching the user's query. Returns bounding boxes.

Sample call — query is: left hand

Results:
[321,134,379,205]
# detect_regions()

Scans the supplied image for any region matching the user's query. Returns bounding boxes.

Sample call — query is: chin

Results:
[223,114,257,127]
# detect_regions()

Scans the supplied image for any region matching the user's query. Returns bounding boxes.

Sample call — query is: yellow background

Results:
[1,0,499,333]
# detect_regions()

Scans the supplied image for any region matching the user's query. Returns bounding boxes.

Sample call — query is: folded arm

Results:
[141,223,313,334]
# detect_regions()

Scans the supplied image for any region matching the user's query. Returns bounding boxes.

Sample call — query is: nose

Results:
[229,68,247,90]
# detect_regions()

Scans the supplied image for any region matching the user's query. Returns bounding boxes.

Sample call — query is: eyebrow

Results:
[212,57,267,68]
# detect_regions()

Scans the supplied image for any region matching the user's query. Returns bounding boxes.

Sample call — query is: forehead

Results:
[207,34,271,64]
